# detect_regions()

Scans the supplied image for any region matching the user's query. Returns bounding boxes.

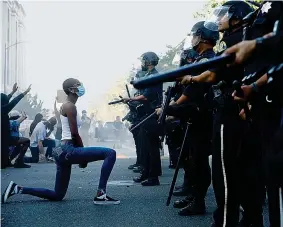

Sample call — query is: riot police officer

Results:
[163,21,219,216]
[127,69,147,171]
[223,2,283,226]
[181,1,269,226]
[165,48,198,169]
[124,52,163,186]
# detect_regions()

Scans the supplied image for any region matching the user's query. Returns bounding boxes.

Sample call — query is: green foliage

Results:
[194,0,226,20]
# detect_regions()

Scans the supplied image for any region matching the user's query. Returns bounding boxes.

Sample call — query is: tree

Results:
[194,0,263,20]
[193,0,226,20]
[14,93,48,120]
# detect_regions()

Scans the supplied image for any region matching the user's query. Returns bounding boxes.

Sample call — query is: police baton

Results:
[126,84,131,98]
[108,100,124,105]
[129,111,157,132]
[166,121,191,206]
[132,54,235,89]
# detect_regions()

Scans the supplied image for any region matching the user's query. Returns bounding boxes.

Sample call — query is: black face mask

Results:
[141,65,148,71]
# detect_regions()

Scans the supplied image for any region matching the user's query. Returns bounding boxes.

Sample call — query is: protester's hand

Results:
[156,108,162,116]
[232,85,253,102]
[181,75,193,85]
[23,84,32,95]
[21,111,27,119]
[223,40,256,66]
[12,83,18,93]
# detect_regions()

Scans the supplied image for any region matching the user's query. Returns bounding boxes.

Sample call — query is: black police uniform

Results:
[243,2,283,226]
[174,48,215,216]
[127,70,148,169]
[210,26,265,227]
[135,68,163,185]
[166,48,198,168]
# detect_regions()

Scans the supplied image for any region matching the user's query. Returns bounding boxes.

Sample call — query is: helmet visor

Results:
[204,6,233,31]
[183,35,192,49]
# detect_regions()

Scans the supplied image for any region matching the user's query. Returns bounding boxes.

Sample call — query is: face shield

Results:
[191,34,201,50]
[140,58,148,71]
[172,51,182,66]
[183,35,192,50]
[204,6,233,31]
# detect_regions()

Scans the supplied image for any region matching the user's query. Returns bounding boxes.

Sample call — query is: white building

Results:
[1,0,26,94]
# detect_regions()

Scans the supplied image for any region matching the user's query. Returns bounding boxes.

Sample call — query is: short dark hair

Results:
[62,78,80,95]
[48,117,57,126]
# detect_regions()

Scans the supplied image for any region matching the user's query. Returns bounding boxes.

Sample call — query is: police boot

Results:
[128,164,139,170]
[173,186,191,196]
[141,177,160,186]
[133,174,147,183]
[178,198,206,216]
[173,194,194,209]
[133,166,143,173]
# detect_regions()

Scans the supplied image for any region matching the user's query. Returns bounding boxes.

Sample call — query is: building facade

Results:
[1,0,26,94]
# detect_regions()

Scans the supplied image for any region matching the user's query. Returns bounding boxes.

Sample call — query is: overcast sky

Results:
[22,1,207,112]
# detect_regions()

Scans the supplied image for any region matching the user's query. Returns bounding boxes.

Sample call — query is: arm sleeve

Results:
[7,92,14,101]
[255,33,283,58]
[166,103,199,119]
[142,87,155,99]
[37,127,47,141]
[1,93,24,114]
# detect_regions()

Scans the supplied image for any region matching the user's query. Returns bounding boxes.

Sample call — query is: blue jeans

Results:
[22,142,116,201]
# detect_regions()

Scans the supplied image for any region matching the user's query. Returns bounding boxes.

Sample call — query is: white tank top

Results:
[60,114,82,140]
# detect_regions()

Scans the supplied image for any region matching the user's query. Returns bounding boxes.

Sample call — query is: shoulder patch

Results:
[214,40,227,54]
[198,58,209,63]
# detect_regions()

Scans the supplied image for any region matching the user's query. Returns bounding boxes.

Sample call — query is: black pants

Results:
[165,120,183,167]
[212,112,264,227]
[239,124,265,227]
[266,127,283,227]
[131,125,141,166]
[1,137,10,169]
[24,139,56,163]
[9,137,30,165]
[139,118,162,178]
[184,121,211,201]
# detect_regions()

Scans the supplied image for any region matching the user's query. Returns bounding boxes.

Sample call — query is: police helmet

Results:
[190,21,219,48]
[140,52,159,70]
[222,1,254,21]
[179,48,198,66]
[205,0,254,31]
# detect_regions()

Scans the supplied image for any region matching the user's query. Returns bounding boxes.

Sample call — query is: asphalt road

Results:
[1,142,269,227]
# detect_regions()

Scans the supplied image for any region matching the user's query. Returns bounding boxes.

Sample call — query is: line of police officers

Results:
[123,1,283,226]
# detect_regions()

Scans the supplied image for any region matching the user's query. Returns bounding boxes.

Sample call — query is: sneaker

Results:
[2,181,20,203]
[93,192,120,205]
